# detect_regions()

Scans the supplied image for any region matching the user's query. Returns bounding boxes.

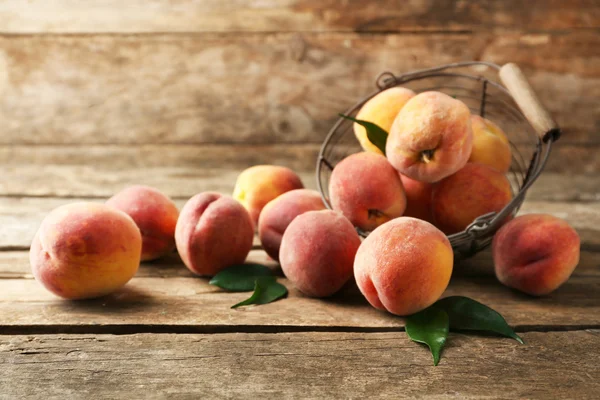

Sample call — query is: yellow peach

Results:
[468,115,512,173]
[354,87,416,154]
[233,165,304,226]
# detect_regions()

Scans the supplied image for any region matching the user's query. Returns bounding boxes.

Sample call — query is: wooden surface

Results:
[2,0,598,33]
[0,33,598,147]
[1,181,599,398]
[2,331,599,399]
[1,1,599,398]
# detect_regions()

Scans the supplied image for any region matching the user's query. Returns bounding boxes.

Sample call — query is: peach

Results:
[233,165,304,225]
[492,214,580,296]
[468,115,512,173]
[279,210,361,297]
[106,185,179,261]
[353,87,416,154]
[399,174,434,223]
[175,192,254,277]
[258,189,326,261]
[432,163,512,235]
[386,91,473,183]
[29,202,142,300]
[329,152,406,231]
[354,217,453,316]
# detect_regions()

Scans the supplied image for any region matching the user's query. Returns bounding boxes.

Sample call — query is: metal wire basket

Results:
[316,62,560,258]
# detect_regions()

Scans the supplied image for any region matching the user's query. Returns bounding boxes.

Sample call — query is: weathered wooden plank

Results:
[2,195,598,249]
[1,331,599,399]
[0,32,597,145]
[1,0,597,33]
[0,270,598,329]
[0,145,320,198]
[0,145,598,199]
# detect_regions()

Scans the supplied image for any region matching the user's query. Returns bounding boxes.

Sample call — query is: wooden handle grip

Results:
[499,63,560,142]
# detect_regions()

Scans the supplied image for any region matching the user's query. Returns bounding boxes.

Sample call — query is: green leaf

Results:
[434,296,524,344]
[339,114,388,155]
[406,307,449,366]
[231,278,288,309]
[209,263,275,292]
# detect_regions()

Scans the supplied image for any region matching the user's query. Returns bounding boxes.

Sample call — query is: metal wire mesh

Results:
[316,62,555,258]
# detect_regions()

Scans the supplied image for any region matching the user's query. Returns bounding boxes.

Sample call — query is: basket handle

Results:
[499,63,561,142]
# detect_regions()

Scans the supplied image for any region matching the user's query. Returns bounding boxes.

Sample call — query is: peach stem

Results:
[421,149,434,163]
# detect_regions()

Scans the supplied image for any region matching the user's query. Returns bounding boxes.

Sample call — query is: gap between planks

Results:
[1,324,600,337]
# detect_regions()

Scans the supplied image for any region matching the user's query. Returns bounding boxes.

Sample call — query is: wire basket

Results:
[316,62,560,258]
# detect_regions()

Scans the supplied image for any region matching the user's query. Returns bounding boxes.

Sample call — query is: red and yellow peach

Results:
[258,189,325,261]
[399,174,434,223]
[233,165,304,226]
[354,217,453,316]
[431,163,513,235]
[279,210,361,298]
[492,213,580,296]
[175,192,254,276]
[106,185,179,261]
[329,152,406,231]
[29,202,142,300]
[386,91,473,183]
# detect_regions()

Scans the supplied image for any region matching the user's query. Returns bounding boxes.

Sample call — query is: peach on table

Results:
[279,210,361,298]
[29,202,142,300]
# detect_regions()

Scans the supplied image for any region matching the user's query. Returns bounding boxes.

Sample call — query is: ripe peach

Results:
[468,115,512,173]
[258,189,325,261]
[399,174,434,223]
[354,217,453,316]
[279,210,361,298]
[353,87,416,154]
[175,192,254,277]
[492,214,580,296]
[233,165,304,225]
[106,185,179,261]
[386,91,473,183]
[329,152,406,231]
[29,202,142,300]
[432,163,512,235]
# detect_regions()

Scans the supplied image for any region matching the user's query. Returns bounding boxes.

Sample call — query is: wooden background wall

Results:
[1,0,599,200]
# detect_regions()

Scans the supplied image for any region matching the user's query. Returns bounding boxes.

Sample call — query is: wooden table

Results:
[1,168,599,399]
[1,1,599,398]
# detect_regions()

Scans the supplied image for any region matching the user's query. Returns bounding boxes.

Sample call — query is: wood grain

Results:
[1,193,599,250]
[0,32,598,145]
[1,145,598,200]
[1,331,599,399]
[1,0,598,33]
[0,269,598,331]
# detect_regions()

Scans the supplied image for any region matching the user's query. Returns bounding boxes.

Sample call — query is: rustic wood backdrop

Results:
[1,3,600,397]
[0,0,598,200]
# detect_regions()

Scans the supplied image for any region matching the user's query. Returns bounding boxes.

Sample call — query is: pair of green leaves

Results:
[340,114,388,155]
[209,264,288,308]
[406,296,524,366]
